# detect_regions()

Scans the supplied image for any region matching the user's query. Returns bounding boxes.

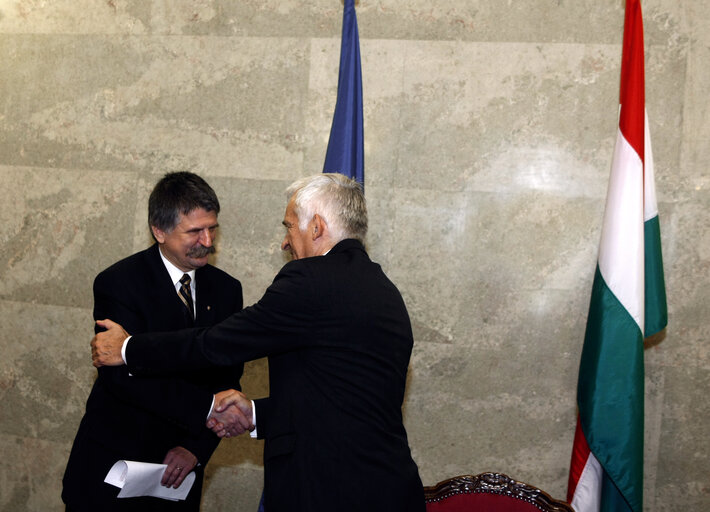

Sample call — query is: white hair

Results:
[285,173,367,243]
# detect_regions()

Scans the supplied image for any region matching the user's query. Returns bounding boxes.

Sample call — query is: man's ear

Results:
[151,225,166,244]
[311,214,327,241]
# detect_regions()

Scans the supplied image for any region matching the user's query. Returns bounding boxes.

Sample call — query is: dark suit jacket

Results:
[125,239,424,512]
[62,243,243,511]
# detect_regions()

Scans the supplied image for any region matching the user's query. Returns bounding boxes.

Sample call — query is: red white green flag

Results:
[567,1,668,511]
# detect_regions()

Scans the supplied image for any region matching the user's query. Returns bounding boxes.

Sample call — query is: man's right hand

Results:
[207,389,254,438]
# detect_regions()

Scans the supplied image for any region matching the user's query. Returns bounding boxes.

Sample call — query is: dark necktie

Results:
[178,274,194,320]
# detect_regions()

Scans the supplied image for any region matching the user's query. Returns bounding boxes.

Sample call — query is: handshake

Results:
[206,389,255,439]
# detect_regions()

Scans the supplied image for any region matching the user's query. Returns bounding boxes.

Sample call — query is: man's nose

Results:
[200,229,214,247]
[281,236,289,252]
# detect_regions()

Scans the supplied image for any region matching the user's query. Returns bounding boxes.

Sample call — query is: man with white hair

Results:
[92,173,425,512]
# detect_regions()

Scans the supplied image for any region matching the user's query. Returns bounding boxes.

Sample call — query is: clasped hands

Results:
[208,389,254,438]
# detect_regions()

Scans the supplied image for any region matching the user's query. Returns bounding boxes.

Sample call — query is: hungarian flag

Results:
[567,1,668,511]
[322,0,364,188]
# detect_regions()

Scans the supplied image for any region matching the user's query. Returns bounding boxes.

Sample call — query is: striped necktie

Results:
[178,273,194,320]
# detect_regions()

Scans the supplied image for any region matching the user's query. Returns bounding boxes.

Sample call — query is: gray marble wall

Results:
[1,1,707,510]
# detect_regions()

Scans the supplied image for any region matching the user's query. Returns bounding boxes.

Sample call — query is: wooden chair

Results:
[424,472,574,512]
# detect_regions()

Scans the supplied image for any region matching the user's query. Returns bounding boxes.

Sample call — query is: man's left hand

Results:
[91,319,129,367]
[161,446,198,488]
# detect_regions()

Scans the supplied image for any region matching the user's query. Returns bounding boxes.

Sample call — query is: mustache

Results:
[186,245,216,258]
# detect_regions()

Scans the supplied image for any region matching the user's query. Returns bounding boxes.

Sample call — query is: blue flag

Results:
[323,0,364,189]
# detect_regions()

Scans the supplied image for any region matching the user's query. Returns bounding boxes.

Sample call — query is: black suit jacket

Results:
[62,244,243,511]
[126,239,424,512]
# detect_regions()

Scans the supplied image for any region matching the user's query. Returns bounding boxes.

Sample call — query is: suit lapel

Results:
[146,244,194,329]
[194,267,215,328]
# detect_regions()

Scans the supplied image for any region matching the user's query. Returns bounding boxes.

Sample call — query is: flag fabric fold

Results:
[322,0,364,188]
[567,1,667,511]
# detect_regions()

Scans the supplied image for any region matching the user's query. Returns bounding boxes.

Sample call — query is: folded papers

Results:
[105,460,195,501]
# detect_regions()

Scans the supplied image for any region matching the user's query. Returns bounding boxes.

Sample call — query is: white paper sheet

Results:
[104,460,195,501]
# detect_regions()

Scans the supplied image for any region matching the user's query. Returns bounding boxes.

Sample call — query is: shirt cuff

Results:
[207,395,216,421]
[121,336,131,364]
[249,400,258,438]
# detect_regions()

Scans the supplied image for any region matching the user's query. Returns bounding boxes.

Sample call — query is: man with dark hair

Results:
[92,173,425,512]
[63,172,244,511]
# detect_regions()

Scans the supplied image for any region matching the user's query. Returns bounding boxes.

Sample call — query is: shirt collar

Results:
[158,246,196,286]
